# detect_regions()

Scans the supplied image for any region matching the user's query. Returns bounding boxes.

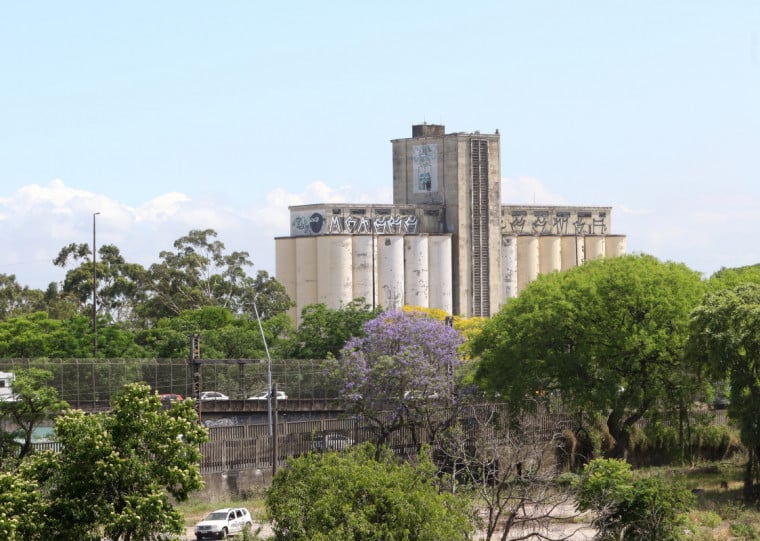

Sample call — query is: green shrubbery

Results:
[559,419,742,469]
[575,458,695,541]
[266,443,473,540]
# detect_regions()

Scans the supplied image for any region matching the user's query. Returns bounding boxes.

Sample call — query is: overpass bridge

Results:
[68,398,347,425]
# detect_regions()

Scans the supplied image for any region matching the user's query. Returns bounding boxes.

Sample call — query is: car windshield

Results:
[206,512,229,521]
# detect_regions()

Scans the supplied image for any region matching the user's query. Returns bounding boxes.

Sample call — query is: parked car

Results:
[247,390,288,401]
[194,507,252,540]
[200,391,230,401]
[312,432,354,452]
[159,393,183,404]
[404,390,440,401]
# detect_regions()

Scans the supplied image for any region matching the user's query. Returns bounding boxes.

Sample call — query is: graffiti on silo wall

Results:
[503,207,610,237]
[413,144,438,193]
[290,209,420,236]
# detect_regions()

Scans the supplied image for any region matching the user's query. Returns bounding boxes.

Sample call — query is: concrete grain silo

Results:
[428,235,453,314]
[517,236,540,292]
[377,235,405,310]
[404,235,429,308]
[539,236,562,274]
[352,235,376,307]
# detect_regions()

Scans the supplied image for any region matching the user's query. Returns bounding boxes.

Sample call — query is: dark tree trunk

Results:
[744,447,760,502]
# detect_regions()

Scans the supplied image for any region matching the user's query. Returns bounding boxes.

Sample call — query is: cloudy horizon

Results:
[2,176,757,292]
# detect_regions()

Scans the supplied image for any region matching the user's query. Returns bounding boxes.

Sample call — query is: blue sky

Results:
[1,1,758,289]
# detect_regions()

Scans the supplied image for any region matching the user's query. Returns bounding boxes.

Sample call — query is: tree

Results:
[473,254,706,459]
[706,263,760,292]
[136,306,292,359]
[243,269,293,321]
[22,382,207,540]
[402,305,487,360]
[575,458,694,540]
[0,471,42,540]
[432,403,584,541]
[0,274,47,321]
[266,443,473,541]
[140,229,291,323]
[283,299,381,359]
[0,369,69,463]
[688,282,760,500]
[330,310,464,449]
[0,312,145,359]
[141,228,248,318]
[53,243,148,325]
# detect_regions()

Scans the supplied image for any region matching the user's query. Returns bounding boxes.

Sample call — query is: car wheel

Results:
[220,527,228,539]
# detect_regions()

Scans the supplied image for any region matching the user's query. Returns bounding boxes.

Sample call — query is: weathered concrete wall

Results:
[194,469,274,503]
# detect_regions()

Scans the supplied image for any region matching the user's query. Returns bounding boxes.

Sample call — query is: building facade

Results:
[276,124,626,321]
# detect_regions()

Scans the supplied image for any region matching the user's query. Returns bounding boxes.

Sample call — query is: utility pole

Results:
[252,299,274,437]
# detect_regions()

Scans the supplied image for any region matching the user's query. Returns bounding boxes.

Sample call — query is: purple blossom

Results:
[334,310,464,412]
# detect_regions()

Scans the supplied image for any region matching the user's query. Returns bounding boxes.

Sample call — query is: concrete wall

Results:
[195,469,273,503]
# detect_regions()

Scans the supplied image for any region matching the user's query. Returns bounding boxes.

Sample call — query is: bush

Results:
[691,424,742,461]
[265,443,473,540]
[630,422,681,466]
[575,458,695,541]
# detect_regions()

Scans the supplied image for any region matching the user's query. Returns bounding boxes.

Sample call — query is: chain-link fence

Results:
[0,358,336,406]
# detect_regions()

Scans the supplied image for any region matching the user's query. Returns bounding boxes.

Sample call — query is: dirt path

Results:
[185,512,595,540]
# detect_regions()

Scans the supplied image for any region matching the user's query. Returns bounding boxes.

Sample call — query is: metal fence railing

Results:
[0,358,337,403]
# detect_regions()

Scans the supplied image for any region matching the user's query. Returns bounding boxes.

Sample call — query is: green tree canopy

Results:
[0,368,68,460]
[0,312,145,359]
[283,299,381,359]
[135,306,293,359]
[473,254,706,458]
[706,263,760,292]
[688,282,760,500]
[21,382,207,540]
[0,274,47,321]
[266,443,473,540]
[53,243,149,325]
[139,229,291,323]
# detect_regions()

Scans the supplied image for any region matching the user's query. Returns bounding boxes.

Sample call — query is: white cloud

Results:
[0,179,395,290]
[502,176,567,205]
[2,178,758,291]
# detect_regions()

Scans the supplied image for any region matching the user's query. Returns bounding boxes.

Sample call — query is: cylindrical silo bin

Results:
[316,236,332,305]
[377,236,405,310]
[352,236,376,307]
[539,236,562,274]
[428,235,453,314]
[404,235,429,308]
[585,235,605,261]
[517,236,539,292]
[295,237,318,321]
[605,235,627,258]
[561,236,583,270]
[319,235,353,308]
[501,235,518,302]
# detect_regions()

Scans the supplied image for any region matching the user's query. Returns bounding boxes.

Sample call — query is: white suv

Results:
[194,507,252,539]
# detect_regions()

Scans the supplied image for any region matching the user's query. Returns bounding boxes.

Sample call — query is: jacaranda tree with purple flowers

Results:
[331,310,465,450]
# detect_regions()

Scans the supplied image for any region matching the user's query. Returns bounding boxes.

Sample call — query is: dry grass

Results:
[175,458,760,540]
[640,457,760,540]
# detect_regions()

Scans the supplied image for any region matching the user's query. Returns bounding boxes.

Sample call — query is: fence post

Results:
[272,384,279,476]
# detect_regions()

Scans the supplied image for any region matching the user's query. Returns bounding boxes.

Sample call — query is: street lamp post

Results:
[92,212,100,357]
[252,299,274,436]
